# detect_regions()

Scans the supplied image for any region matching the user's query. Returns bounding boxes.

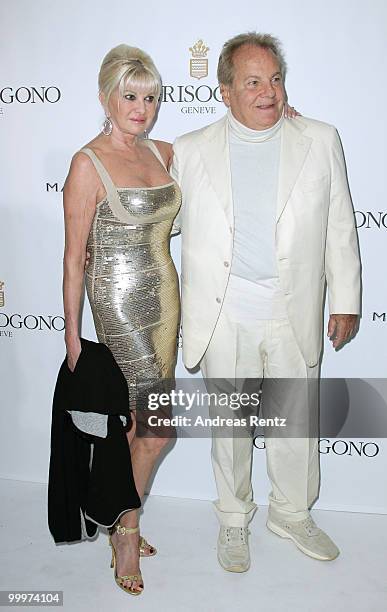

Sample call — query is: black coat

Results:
[48,338,141,543]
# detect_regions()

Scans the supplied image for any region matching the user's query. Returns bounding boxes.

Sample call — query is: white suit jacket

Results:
[171,115,361,368]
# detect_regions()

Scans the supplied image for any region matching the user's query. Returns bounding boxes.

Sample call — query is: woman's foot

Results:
[110,525,143,595]
[139,536,157,557]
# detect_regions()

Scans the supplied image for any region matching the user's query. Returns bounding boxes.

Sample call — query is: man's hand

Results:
[284,102,301,118]
[85,251,91,270]
[327,314,359,349]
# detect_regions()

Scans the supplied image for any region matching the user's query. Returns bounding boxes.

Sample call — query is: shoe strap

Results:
[139,536,152,549]
[118,573,142,581]
[115,524,139,536]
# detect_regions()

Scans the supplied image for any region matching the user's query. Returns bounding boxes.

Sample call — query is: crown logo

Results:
[0,281,4,308]
[189,39,209,80]
[189,40,209,58]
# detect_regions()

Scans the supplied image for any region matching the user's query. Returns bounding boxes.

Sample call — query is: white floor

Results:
[0,479,386,612]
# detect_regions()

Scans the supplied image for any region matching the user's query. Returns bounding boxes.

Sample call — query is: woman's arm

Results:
[152,140,173,171]
[62,152,99,370]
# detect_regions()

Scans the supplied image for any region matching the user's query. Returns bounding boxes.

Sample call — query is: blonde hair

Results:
[217,32,287,86]
[98,44,162,105]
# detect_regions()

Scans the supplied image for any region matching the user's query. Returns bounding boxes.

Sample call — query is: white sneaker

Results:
[217,526,250,572]
[267,511,339,561]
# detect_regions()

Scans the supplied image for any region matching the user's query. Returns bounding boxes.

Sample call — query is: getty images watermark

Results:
[146,389,287,429]
[133,378,387,438]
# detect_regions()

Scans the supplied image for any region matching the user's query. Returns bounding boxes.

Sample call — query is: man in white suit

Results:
[171,32,360,570]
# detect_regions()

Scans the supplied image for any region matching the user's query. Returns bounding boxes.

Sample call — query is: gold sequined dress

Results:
[81,142,181,410]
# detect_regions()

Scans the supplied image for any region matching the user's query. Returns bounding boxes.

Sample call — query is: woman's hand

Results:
[284,102,301,119]
[66,335,82,372]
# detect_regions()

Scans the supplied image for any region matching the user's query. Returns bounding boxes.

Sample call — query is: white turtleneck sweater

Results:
[227,109,287,320]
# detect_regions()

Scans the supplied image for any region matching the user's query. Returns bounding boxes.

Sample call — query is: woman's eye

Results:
[145,95,155,102]
[124,94,136,101]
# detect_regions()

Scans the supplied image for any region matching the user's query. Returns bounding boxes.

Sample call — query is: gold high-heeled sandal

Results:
[109,524,143,596]
[139,536,157,557]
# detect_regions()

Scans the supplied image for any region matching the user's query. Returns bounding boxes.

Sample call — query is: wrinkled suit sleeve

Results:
[325,128,361,315]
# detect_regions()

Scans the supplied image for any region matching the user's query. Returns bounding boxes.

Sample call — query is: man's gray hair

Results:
[217,32,287,86]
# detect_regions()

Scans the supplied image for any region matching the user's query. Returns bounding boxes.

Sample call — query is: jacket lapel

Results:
[194,116,312,226]
[196,116,234,227]
[276,118,312,222]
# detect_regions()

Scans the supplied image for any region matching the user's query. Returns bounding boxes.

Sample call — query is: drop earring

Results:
[102,116,113,136]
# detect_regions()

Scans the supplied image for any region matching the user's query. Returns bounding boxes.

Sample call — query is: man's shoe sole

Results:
[266,520,339,561]
[217,554,250,573]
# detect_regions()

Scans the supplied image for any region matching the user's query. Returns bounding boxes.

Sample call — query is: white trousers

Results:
[200,279,320,527]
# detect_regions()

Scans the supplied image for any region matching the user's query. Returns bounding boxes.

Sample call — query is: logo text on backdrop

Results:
[160,39,221,115]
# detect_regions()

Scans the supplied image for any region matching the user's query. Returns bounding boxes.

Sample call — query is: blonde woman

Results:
[63,45,181,595]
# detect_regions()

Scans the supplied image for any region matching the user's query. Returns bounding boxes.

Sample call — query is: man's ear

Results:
[219,83,231,107]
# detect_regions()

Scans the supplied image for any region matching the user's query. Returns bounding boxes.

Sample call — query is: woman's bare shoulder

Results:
[65,140,103,195]
[151,140,173,167]
[75,134,105,156]
[69,134,104,170]
[152,139,172,152]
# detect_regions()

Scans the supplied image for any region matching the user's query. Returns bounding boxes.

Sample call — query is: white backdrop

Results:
[1,0,386,514]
